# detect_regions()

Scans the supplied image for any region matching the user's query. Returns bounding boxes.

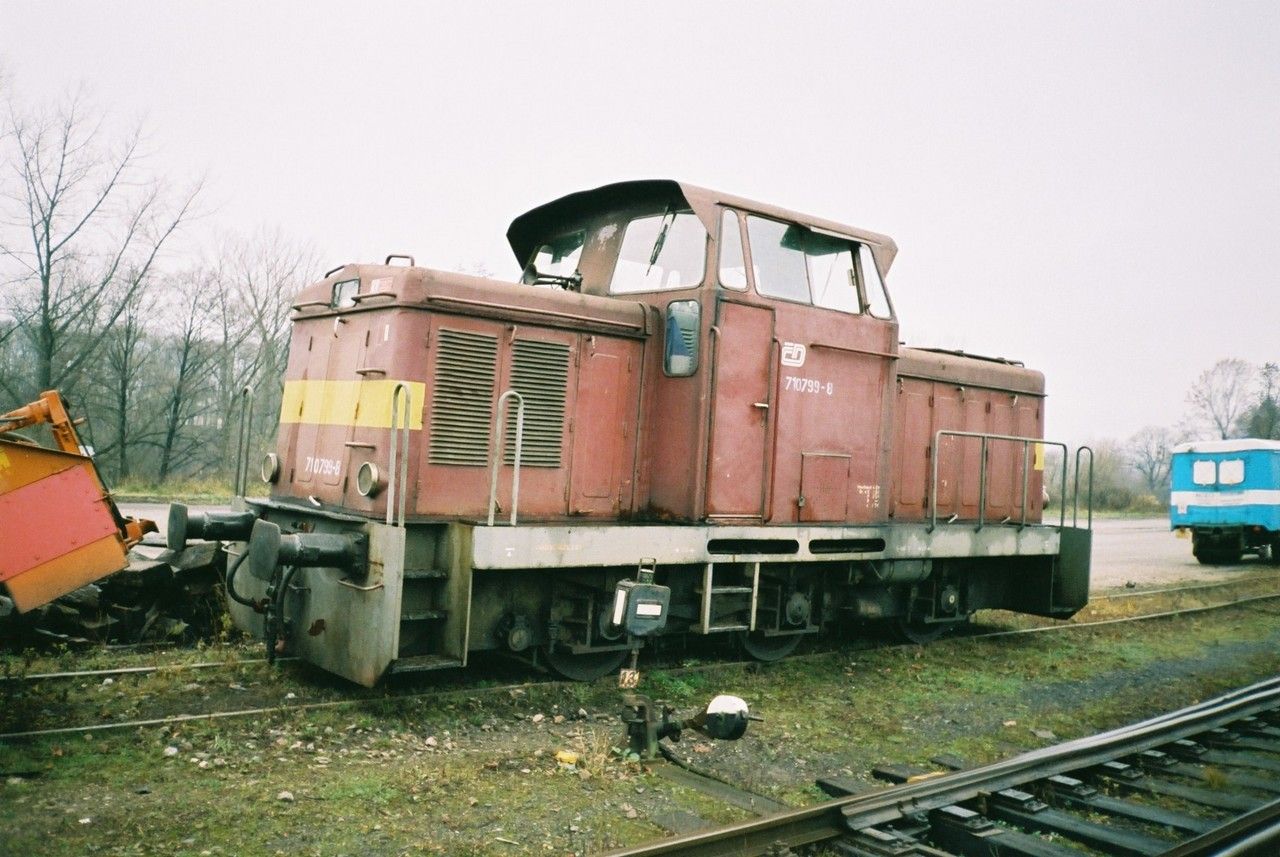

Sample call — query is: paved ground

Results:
[1088,516,1273,591]
[116,504,1265,595]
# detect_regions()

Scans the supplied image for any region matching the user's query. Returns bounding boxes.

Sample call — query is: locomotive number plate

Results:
[618,668,640,689]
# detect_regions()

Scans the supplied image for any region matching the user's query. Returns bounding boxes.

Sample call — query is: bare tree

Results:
[0,94,199,403]
[1185,358,1256,440]
[1241,362,1280,440]
[99,289,155,480]
[1126,425,1177,497]
[155,271,220,481]
[205,230,317,480]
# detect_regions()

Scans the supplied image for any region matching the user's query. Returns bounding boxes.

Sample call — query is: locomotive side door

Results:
[705,299,775,519]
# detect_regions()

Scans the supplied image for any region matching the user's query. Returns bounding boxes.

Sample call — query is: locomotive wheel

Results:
[895,617,958,645]
[1195,548,1242,566]
[738,630,803,662]
[542,646,629,682]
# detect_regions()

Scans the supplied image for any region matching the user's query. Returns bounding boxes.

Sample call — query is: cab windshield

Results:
[609,211,706,294]
[522,230,585,289]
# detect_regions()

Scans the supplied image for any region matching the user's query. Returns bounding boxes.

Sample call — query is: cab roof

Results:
[507,179,898,277]
[1172,439,1280,454]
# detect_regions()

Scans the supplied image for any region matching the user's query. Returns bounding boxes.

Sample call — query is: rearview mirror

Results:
[664,300,700,376]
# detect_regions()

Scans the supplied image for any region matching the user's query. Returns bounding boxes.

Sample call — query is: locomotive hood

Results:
[507,179,899,278]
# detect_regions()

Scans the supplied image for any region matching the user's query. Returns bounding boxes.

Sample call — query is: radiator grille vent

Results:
[505,339,570,468]
[429,329,497,466]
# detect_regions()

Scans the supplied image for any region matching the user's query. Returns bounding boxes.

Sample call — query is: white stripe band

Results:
[1170,490,1280,508]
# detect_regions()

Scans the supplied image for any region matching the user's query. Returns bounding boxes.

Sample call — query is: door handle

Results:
[752,402,770,409]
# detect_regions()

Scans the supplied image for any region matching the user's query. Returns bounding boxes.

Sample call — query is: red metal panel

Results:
[933,384,963,514]
[892,380,931,518]
[570,338,640,514]
[1016,398,1045,521]
[642,304,704,520]
[287,325,333,490]
[767,302,895,524]
[960,397,986,513]
[987,398,1015,514]
[706,302,773,517]
[0,462,120,582]
[416,315,505,519]
[800,453,850,521]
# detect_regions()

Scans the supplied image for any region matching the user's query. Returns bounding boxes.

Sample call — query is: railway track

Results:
[2,588,1278,742]
[5,577,1275,687]
[604,676,1280,856]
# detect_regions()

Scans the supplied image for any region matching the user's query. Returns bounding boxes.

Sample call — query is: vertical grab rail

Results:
[386,383,411,527]
[976,435,989,531]
[234,385,255,499]
[487,390,526,527]
[1072,446,1094,529]
[929,430,1068,532]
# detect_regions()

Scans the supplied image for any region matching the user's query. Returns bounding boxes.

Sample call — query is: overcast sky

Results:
[3,1,1277,444]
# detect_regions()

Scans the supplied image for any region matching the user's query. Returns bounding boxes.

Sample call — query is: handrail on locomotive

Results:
[387,382,411,528]
[927,431,1094,533]
[487,389,526,528]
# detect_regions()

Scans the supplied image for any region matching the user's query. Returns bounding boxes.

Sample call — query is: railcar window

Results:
[331,278,360,308]
[523,231,585,288]
[746,216,811,304]
[859,244,893,318]
[1192,460,1216,485]
[610,212,706,294]
[1219,459,1245,485]
[803,232,859,313]
[718,209,749,290]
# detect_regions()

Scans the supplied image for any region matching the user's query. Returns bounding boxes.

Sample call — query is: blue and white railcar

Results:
[1170,439,1280,565]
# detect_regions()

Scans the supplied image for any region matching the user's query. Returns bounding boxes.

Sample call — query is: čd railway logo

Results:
[780,342,806,367]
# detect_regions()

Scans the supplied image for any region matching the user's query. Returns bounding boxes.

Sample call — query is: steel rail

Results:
[0,657,293,682]
[965,591,1280,640]
[6,589,1278,692]
[1091,572,1280,600]
[601,676,1280,857]
[0,676,557,741]
[1162,796,1280,857]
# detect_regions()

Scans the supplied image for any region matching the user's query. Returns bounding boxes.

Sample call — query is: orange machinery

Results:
[0,391,156,612]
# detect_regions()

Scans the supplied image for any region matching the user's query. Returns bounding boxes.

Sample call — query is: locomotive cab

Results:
[508,180,902,526]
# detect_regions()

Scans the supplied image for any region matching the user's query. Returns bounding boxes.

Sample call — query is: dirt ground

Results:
[4,595,1280,856]
[5,510,1273,855]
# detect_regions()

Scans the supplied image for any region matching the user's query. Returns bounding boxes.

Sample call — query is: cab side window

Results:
[744,216,890,317]
[746,216,810,304]
[859,244,893,318]
[803,232,859,313]
[718,209,748,290]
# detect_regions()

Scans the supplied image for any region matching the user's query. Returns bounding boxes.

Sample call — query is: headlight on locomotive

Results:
[260,453,280,484]
[355,461,385,497]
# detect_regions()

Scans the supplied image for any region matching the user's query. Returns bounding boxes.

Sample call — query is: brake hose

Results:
[224,548,256,608]
[265,565,300,666]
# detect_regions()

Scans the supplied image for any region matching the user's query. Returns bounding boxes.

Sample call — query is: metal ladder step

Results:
[696,562,761,635]
[389,654,463,675]
[400,610,447,622]
[694,585,753,596]
[403,567,447,581]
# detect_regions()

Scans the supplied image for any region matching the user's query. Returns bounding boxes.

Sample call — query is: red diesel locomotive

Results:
[169,180,1092,685]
